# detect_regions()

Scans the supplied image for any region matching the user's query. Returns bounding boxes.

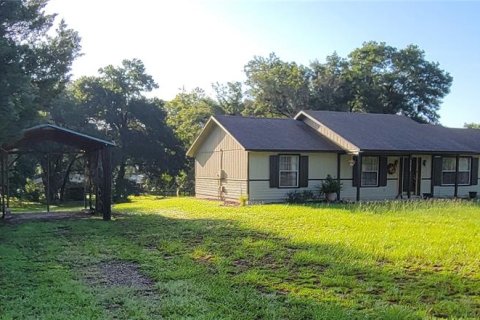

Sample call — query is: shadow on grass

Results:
[107,210,479,319]
[1,207,478,319]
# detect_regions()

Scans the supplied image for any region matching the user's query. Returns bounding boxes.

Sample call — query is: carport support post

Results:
[83,155,87,210]
[6,154,9,209]
[101,148,112,221]
[454,154,459,198]
[46,153,50,213]
[1,153,5,218]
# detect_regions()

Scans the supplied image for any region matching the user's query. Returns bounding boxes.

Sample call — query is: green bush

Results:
[24,178,44,202]
[286,190,315,203]
[320,175,342,195]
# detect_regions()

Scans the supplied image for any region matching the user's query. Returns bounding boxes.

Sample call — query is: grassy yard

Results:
[8,199,85,213]
[1,197,479,319]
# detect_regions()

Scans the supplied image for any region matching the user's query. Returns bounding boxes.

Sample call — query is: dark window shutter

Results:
[269,155,279,188]
[471,157,479,185]
[378,156,388,187]
[352,156,359,187]
[432,156,443,186]
[299,156,309,188]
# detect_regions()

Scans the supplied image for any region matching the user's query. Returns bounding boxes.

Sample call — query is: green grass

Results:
[1,196,479,319]
[8,199,85,213]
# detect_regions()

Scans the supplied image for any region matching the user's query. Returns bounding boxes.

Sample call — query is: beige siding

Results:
[194,125,248,201]
[249,180,323,203]
[195,178,248,201]
[248,152,338,203]
[341,180,399,201]
[433,155,480,197]
[340,155,401,201]
[249,152,337,180]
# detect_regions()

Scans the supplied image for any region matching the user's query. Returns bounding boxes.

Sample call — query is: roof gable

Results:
[187,115,343,157]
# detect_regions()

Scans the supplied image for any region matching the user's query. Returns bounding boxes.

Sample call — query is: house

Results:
[186,111,480,203]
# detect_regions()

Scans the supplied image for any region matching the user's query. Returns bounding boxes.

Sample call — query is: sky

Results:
[46,0,480,128]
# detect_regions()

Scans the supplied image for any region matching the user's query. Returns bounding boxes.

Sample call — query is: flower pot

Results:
[469,191,477,199]
[326,193,337,202]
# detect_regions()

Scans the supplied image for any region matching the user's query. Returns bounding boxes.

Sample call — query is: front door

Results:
[401,157,421,195]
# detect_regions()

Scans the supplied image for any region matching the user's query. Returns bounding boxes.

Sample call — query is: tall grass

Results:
[344,198,480,214]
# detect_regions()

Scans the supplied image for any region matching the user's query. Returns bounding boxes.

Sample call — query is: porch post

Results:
[336,153,341,201]
[407,154,412,199]
[430,155,434,197]
[454,154,459,198]
[356,154,362,201]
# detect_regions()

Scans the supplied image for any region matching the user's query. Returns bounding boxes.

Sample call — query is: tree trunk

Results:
[59,155,80,202]
[114,157,127,200]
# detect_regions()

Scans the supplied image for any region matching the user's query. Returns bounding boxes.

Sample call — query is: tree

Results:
[465,123,480,129]
[243,44,452,123]
[165,88,221,148]
[346,42,452,123]
[244,53,311,117]
[212,81,246,115]
[73,59,183,200]
[310,52,351,112]
[0,0,81,143]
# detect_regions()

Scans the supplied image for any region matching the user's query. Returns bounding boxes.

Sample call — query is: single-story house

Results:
[186,111,480,203]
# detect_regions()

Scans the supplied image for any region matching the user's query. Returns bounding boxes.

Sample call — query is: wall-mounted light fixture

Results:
[348,155,356,167]
[423,159,427,166]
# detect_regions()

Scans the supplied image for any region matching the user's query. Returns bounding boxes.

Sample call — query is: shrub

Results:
[320,175,342,195]
[286,190,315,204]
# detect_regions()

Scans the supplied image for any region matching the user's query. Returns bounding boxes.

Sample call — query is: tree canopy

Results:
[165,88,221,148]
[239,42,452,123]
[0,0,81,143]
[72,59,184,200]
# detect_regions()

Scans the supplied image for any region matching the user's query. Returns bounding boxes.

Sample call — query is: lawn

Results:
[8,199,86,213]
[0,197,479,319]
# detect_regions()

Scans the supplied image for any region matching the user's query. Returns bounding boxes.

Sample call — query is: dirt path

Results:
[1,211,98,224]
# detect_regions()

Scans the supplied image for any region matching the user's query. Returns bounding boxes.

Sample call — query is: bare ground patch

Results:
[80,260,161,315]
[2,211,96,224]
[83,260,155,291]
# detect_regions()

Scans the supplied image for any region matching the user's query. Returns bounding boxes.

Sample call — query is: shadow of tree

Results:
[2,204,478,319]
[93,209,480,319]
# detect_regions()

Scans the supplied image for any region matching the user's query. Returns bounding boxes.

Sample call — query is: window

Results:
[442,157,471,185]
[279,155,299,187]
[361,156,379,186]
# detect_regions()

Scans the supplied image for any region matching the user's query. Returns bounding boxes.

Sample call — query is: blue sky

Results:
[47,1,480,127]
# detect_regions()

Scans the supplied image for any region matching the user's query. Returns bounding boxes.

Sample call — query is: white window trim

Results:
[361,156,379,187]
[441,157,471,186]
[279,155,299,188]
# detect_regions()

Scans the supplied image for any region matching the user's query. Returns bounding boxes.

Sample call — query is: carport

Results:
[1,124,115,221]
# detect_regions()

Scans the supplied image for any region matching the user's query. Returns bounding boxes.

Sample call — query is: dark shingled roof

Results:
[214,115,343,152]
[5,124,116,152]
[302,111,480,153]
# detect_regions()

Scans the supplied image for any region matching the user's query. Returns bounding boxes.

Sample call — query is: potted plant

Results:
[320,175,342,202]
